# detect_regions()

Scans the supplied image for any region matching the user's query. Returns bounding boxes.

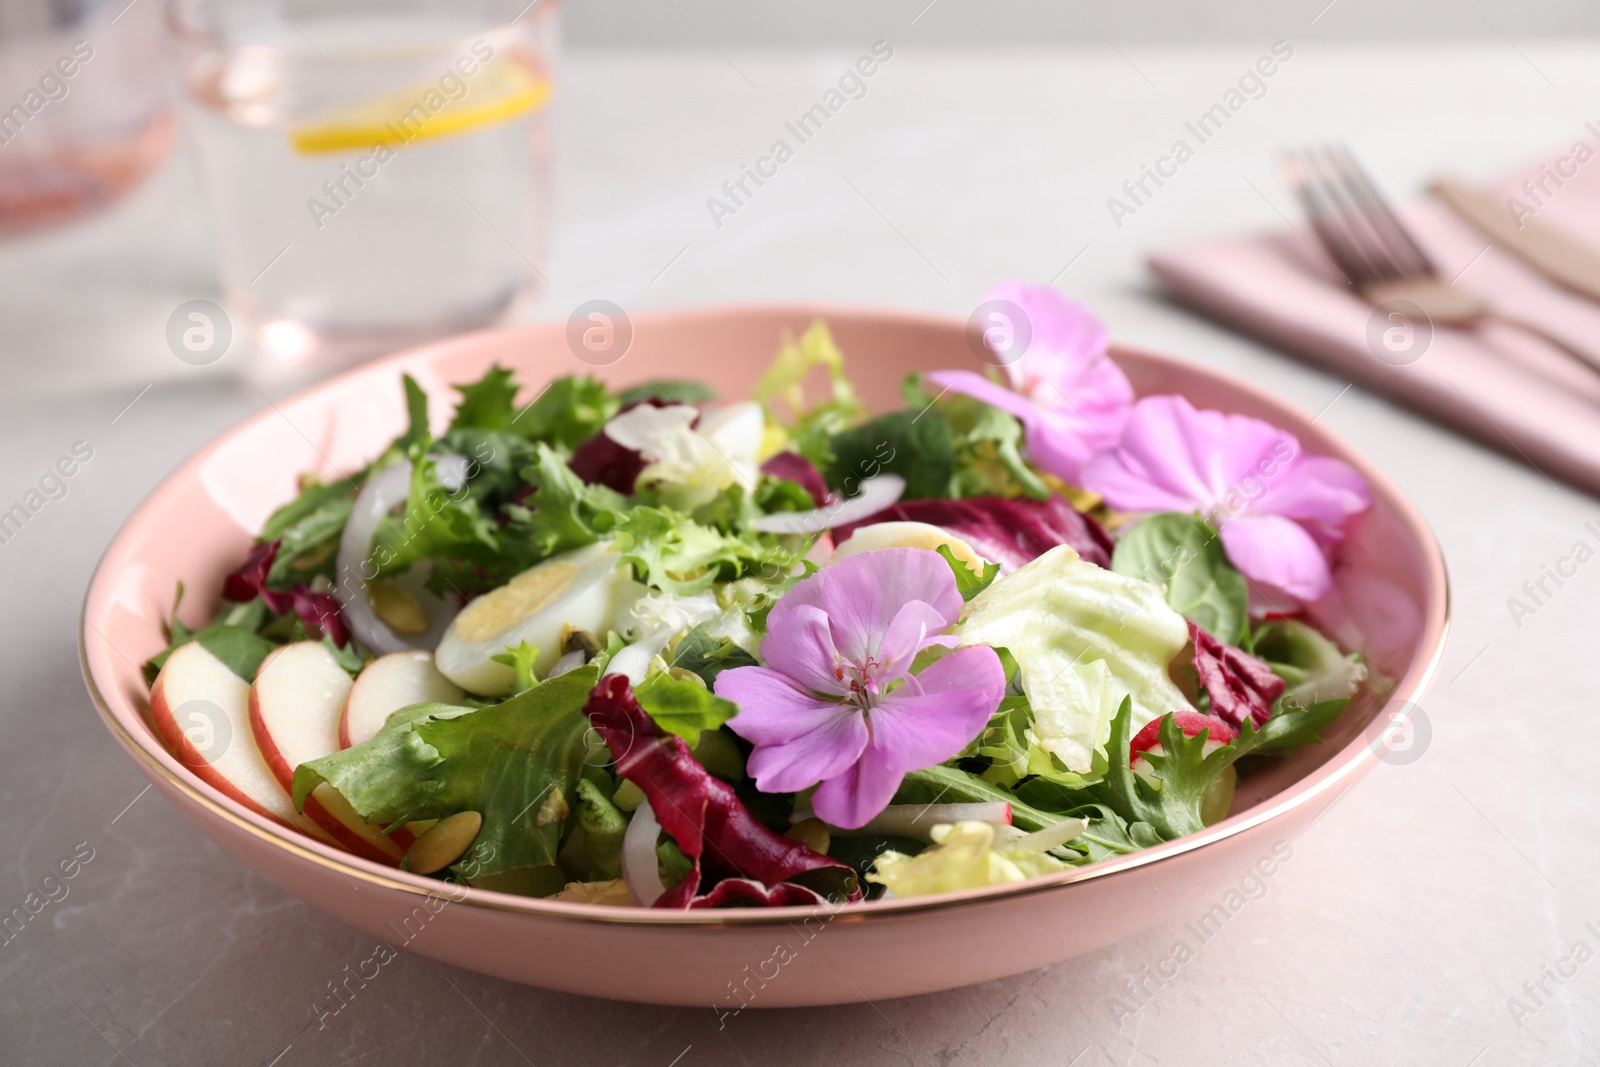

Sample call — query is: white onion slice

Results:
[749,474,906,535]
[434,452,470,491]
[548,649,587,678]
[336,458,461,655]
[621,799,666,906]
[999,816,1089,853]
[808,801,1013,841]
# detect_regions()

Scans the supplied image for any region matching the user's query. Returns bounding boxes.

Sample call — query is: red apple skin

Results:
[249,645,407,866]
[1129,711,1237,764]
[151,667,289,828]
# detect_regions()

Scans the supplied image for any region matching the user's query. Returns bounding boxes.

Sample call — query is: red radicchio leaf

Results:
[220,539,350,647]
[583,674,861,909]
[567,431,648,495]
[834,495,1113,570]
[759,452,828,507]
[222,540,279,602]
[1188,620,1285,729]
[567,397,687,495]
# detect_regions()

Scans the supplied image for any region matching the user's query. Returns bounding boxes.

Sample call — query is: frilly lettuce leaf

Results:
[867,821,1069,898]
[953,545,1194,773]
[1252,618,1368,709]
[634,670,739,745]
[752,321,867,467]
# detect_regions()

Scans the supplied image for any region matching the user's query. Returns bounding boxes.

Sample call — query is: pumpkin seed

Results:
[366,579,429,635]
[405,811,482,874]
[785,817,830,855]
[561,626,601,658]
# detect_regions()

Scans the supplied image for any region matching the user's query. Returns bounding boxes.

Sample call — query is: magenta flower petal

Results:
[744,707,868,795]
[715,666,851,747]
[810,752,903,830]
[756,603,848,698]
[1219,513,1332,601]
[868,646,1006,773]
[982,281,1111,395]
[1259,454,1371,529]
[926,368,1125,484]
[817,548,963,666]
[717,547,1005,829]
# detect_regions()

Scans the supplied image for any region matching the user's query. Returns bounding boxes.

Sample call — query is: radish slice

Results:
[621,799,666,906]
[336,458,460,655]
[805,801,1012,841]
[748,474,906,535]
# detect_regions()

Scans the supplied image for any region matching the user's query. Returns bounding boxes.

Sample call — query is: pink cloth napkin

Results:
[1149,151,1600,496]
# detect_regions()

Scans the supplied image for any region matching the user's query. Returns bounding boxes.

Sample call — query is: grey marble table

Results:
[3,39,1598,1067]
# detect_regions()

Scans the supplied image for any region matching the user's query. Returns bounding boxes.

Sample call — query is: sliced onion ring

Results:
[748,473,905,535]
[621,799,666,907]
[335,456,462,655]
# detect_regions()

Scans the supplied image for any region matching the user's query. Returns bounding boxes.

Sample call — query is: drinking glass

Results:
[165,0,556,374]
[0,0,171,233]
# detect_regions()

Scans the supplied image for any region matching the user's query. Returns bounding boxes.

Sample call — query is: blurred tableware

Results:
[1283,145,1600,372]
[1150,143,1600,498]
[0,0,171,234]
[1432,176,1600,305]
[165,0,556,377]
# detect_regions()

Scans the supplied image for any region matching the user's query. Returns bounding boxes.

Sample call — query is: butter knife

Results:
[1432,177,1600,305]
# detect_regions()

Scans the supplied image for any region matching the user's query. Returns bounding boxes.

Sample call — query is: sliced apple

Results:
[250,642,408,865]
[832,520,989,571]
[150,642,332,843]
[341,650,465,749]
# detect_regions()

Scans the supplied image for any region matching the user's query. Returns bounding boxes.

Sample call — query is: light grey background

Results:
[562,0,1600,45]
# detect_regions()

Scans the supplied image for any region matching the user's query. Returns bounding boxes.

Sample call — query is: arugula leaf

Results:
[144,591,278,684]
[1068,804,1163,864]
[1112,513,1248,645]
[893,765,1074,834]
[670,622,758,686]
[938,544,999,602]
[293,667,602,888]
[616,380,716,407]
[1091,696,1350,841]
[509,375,617,448]
[824,410,954,500]
[635,671,739,745]
[258,479,357,583]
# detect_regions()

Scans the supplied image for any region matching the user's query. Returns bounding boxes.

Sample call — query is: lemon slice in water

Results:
[289,61,550,154]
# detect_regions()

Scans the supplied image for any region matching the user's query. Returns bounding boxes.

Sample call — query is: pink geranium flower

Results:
[713,548,1005,829]
[926,280,1134,483]
[1080,395,1371,601]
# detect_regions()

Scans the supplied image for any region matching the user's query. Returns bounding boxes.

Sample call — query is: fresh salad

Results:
[146,281,1378,909]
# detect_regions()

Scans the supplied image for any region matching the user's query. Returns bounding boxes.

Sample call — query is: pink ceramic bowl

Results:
[81,306,1448,1008]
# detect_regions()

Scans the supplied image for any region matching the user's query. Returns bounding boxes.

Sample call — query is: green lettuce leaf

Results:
[509,375,617,448]
[370,453,499,579]
[397,374,431,451]
[867,820,1069,898]
[611,506,786,596]
[447,365,522,433]
[938,544,999,602]
[292,667,602,889]
[1111,513,1249,645]
[634,670,739,745]
[824,409,954,500]
[954,545,1194,773]
[1252,618,1368,709]
[752,321,867,467]
[1091,696,1349,841]
[615,380,716,407]
[669,622,758,686]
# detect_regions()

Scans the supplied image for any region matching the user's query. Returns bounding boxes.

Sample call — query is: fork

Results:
[1281,145,1600,373]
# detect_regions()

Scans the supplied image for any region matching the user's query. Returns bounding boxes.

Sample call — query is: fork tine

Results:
[1308,147,1407,283]
[1283,149,1380,288]
[1326,145,1437,280]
